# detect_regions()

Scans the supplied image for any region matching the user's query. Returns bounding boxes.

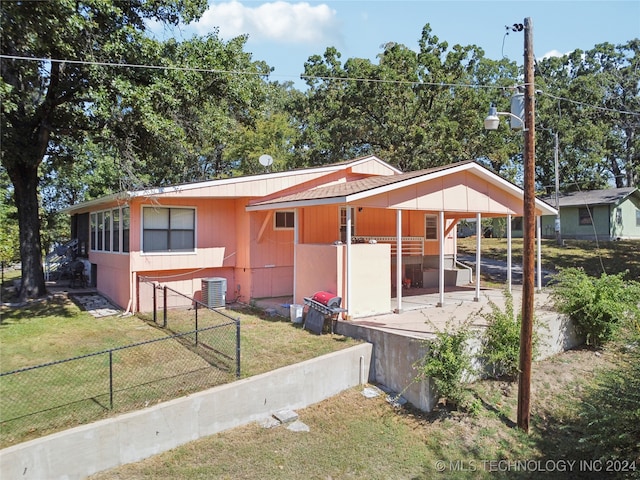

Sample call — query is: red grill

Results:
[303,291,346,334]
[311,291,342,309]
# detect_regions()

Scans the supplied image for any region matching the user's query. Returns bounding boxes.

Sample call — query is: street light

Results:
[483,105,525,131]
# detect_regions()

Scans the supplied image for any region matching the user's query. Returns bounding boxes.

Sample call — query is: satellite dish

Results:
[259,154,273,167]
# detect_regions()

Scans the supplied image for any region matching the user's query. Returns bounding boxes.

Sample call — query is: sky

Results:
[150,0,640,88]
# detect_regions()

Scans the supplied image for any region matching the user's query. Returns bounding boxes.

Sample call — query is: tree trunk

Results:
[7,161,47,301]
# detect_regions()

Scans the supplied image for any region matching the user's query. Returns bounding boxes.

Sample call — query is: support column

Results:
[395,209,403,313]
[438,210,445,307]
[507,214,512,293]
[293,208,299,303]
[346,207,352,319]
[475,212,481,301]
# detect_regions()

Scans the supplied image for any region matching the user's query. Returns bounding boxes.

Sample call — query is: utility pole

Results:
[518,16,536,433]
[553,132,562,245]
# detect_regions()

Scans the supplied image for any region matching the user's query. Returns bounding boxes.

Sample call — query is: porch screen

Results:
[143,207,195,252]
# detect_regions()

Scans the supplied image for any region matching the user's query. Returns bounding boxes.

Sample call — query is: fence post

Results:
[152,283,157,324]
[163,286,167,328]
[195,302,199,346]
[235,318,241,378]
[109,350,114,409]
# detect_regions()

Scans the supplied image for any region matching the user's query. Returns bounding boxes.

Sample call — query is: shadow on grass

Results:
[0,294,77,326]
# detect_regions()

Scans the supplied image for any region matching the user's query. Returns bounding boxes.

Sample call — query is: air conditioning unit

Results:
[202,277,227,308]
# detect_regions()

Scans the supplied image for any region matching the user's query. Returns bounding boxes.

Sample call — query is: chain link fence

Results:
[0,282,240,448]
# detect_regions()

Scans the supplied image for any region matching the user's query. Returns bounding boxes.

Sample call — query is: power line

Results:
[537,90,640,117]
[0,54,269,78]
[2,53,638,116]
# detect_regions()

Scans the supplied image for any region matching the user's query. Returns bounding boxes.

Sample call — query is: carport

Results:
[247,160,557,319]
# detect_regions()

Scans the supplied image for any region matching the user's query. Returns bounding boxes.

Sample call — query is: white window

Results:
[90,206,130,253]
[142,207,195,253]
[274,211,295,229]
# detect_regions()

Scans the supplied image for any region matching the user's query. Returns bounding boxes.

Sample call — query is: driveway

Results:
[457,254,556,286]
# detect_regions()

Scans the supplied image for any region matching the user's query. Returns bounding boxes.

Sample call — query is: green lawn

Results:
[90,335,640,480]
[458,237,640,280]
[0,294,358,447]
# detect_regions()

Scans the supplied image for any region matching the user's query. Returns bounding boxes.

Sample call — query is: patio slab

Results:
[344,286,555,339]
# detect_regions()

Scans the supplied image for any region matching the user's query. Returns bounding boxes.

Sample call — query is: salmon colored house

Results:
[63,156,557,318]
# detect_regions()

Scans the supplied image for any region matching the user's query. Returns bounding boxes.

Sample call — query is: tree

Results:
[295,25,520,173]
[1,1,264,301]
[222,81,304,175]
[535,41,640,192]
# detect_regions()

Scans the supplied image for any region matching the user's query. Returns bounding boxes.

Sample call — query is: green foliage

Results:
[417,318,476,411]
[573,329,640,470]
[551,267,640,347]
[480,291,522,380]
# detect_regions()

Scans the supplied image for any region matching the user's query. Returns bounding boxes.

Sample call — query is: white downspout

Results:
[437,211,445,307]
[396,209,403,313]
[475,212,481,301]
[507,214,512,293]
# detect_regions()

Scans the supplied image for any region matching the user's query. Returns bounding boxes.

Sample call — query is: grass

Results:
[90,336,640,480]
[0,289,358,448]
[458,237,640,281]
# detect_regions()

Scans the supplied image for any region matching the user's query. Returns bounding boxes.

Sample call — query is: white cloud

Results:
[194,1,340,44]
[540,49,568,59]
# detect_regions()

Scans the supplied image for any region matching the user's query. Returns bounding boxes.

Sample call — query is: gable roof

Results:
[247,160,558,216]
[63,155,401,213]
[549,187,638,208]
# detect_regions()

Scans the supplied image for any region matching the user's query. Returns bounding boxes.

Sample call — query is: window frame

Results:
[274,210,295,230]
[141,206,196,254]
[425,214,438,241]
[89,205,130,254]
[578,207,592,226]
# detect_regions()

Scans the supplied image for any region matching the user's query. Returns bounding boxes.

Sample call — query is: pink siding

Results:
[74,161,529,311]
[89,251,131,309]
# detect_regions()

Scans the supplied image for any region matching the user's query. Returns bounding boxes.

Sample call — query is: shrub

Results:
[417,319,477,411]
[481,290,523,380]
[551,268,640,347]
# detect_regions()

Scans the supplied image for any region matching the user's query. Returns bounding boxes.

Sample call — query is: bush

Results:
[417,319,477,411]
[551,268,640,347]
[481,290,524,380]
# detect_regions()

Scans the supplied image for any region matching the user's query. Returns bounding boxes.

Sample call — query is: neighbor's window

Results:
[636,209,640,227]
[142,207,195,253]
[511,217,523,231]
[274,210,295,229]
[578,207,592,226]
[615,208,623,225]
[425,214,438,240]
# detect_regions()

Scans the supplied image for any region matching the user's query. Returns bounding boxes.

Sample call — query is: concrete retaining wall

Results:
[336,323,436,412]
[0,343,373,480]
[338,311,583,413]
